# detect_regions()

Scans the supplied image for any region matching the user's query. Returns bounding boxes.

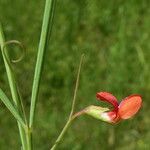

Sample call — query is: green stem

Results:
[25,127,32,150]
[69,54,84,119]
[50,111,84,150]
[50,54,84,150]
[50,119,73,150]
[0,23,27,150]
[29,0,56,128]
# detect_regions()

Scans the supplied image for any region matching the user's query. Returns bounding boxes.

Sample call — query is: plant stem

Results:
[29,0,56,128]
[0,23,27,150]
[50,111,85,150]
[69,54,84,119]
[50,54,84,150]
[50,118,73,150]
[25,127,32,150]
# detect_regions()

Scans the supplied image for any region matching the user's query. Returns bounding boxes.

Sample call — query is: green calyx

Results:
[84,105,110,122]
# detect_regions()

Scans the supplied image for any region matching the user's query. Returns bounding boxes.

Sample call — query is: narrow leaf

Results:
[29,0,56,128]
[0,88,26,129]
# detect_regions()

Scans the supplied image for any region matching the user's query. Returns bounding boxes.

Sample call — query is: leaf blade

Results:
[0,88,26,129]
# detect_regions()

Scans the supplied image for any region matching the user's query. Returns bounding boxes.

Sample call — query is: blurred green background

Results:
[0,0,150,149]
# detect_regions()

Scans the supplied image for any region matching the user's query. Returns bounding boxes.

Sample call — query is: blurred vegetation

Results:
[0,0,150,149]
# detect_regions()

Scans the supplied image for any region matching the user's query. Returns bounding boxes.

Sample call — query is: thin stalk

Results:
[25,127,32,150]
[50,110,85,150]
[50,119,73,150]
[0,23,27,150]
[50,54,84,150]
[29,0,56,128]
[69,54,84,119]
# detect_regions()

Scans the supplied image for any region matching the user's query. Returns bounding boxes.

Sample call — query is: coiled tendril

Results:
[2,40,27,125]
[2,40,26,64]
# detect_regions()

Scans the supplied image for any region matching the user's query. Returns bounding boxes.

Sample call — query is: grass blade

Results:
[29,0,56,128]
[0,88,26,129]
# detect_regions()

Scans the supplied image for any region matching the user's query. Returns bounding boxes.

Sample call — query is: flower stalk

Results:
[50,54,85,150]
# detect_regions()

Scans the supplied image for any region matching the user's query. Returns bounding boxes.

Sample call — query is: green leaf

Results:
[0,88,26,129]
[29,0,56,128]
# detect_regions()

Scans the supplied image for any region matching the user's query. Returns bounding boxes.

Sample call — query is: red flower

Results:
[96,92,142,123]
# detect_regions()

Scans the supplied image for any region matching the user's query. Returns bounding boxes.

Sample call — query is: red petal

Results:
[101,110,121,124]
[107,111,117,120]
[96,92,119,110]
[107,111,121,123]
[118,95,142,119]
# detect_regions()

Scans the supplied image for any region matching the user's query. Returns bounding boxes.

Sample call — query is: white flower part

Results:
[101,113,111,122]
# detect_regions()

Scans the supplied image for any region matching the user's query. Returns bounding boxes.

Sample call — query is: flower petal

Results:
[118,95,142,119]
[105,111,117,122]
[96,92,119,110]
